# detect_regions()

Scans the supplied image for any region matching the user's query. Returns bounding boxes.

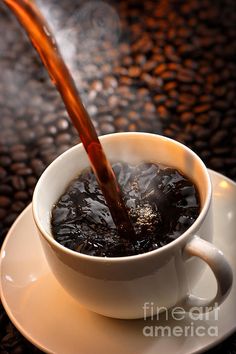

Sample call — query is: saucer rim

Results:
[0,203,52,354]
[0,169,236,354]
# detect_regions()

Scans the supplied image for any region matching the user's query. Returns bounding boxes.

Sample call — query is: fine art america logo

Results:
[142,302,219,337]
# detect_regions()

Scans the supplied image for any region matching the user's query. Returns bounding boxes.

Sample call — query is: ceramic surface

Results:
[0,170,235,353]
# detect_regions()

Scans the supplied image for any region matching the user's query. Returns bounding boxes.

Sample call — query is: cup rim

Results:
[32,132,212,263]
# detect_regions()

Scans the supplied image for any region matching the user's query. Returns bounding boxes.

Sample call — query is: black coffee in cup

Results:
[51,162,200,257]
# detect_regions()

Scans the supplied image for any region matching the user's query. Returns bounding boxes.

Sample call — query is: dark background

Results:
[0,0,236,353]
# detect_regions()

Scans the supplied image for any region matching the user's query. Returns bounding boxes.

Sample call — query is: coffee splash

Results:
[51,161,200,257]
[3,0,135,240]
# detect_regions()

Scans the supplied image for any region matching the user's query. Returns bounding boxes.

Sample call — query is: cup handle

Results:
[181,236,233,311]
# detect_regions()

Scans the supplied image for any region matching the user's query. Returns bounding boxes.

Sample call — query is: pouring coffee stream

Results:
[3,0,136,240]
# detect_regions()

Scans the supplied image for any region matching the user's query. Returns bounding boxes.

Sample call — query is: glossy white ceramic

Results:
[32,133,232,318]
[0,170,235,354]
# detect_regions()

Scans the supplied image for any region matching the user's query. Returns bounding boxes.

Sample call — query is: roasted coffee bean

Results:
[194,105,211,114]
[12,201,25,213]
[26,176,37,188]
[209,157,224,170]
[193,127,210,140]
[214,147,230,156]
[190,84,202,96]
[48,124,58,135]
[0,196,11,208]
[215,100,229,110]
[28,188,35,196]
[154,94,166,104]
[180,112,194,123]
[164,82,177,91]
[16,120,27,130]
[17,168,32,176]
[55,133,71,145]
[14,191,29,201]
[177,72,194,83]
[11,346,25,354]
[161,71,176,81]
[115,117,128,130]
[5,213,18,226]
[167,63,181,71]
[179,94,196,105]
[120,76,132,85]
[176,132,192,144]
[100,115,114,124]
[165,99,177,109]
[200,150,211,160]
[0,146,8,154]
[144,102,155,113]
[57,144,70,155]
[37,136,54,146]
[0,155,11,167]
[164,45,180,62]
[0,167,7,179]
[222,117,235,128]
[210,131,228,147]
[157,106,169,120]
[128,66,141,78]
[12,151,28,162]
[142,61,157,72]
[184,59,198,70]
[30,159,45,175]
[10,145,26,153]
[177,104,189,113]
[34,125,46,137]
[195,140,208,149]
[196,115,210,125]
[91,80,103,92]
[100,123,116,134]
[214,86,227,97]
[108,95,119,107]
[225,157,236,166]
[169,90,179,100]
[141,73,160,87]
[154,63,167,75]
[42,113,56,124]
[208,113,220,130]
[128,123,137,132]
[136,89,147,99]
[10,163,26,172]
[0,184,13,195]
[128,111,140,121]
[57,118,69,131]
[11,176,26,190]
[104,76,118,89]
[20,130,36,143]
[0,208,7,220]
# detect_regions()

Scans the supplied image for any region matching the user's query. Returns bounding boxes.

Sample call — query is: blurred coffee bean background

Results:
[0,0,236,353]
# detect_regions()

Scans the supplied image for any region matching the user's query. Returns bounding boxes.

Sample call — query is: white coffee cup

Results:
[32,132,233,319]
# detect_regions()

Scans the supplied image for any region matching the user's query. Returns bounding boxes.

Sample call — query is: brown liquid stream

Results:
[4,0,135,240]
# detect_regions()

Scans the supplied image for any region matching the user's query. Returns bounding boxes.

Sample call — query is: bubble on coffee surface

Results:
[51,162,200,257]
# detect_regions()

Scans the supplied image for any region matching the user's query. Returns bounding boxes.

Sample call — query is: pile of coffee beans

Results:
[0,0,236,353]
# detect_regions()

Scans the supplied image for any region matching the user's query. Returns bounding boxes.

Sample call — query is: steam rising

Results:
[0,0,158,145]
[37,0,121,77]
[0,0,122,131]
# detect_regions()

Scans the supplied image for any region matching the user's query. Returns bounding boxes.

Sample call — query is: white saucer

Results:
[0,169,236,354]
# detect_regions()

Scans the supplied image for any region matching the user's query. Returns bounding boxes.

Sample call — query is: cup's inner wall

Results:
[33,134,209,239]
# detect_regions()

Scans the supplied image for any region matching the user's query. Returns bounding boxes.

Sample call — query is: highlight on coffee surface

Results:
[51,161,200,257]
